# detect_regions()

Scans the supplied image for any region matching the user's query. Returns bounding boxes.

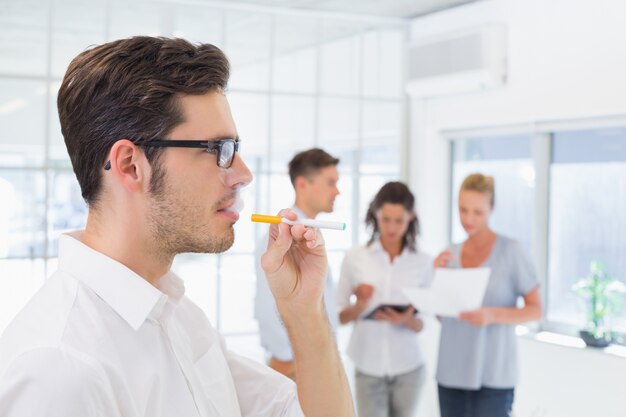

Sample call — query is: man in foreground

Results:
[0,37,353,417]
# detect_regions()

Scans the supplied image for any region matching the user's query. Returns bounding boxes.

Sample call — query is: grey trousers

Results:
[355,366,426,417]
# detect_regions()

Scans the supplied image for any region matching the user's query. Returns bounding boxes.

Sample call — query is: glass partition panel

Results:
[548,128,626,332]
[451,135,534,252]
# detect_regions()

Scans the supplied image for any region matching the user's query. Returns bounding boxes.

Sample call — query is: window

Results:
[450,135,535,252]
[547,128,626,333]
[448,126,626,342]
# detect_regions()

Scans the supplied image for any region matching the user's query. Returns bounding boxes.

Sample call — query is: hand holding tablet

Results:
[362,304,418,320]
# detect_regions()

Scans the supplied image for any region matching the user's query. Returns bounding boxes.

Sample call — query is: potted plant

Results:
[572,261,626,347]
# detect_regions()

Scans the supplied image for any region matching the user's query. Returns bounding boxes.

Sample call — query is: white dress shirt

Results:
[254,206,339,361]
[337,241,433,378]
[0,232,304,417]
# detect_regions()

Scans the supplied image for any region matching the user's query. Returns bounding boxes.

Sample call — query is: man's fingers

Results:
[263,223,293,274]
[305,228,325,249]
[312,228,325,248]
[282,209,297,221]
[267,208,296,247]
[289,224,314,248]
[291,224,324,249]
[262,208,326,273]
[290,224,307,240]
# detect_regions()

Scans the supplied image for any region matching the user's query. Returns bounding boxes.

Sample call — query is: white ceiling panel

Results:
[215,0,478,18]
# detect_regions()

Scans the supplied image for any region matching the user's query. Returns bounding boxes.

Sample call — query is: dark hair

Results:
[288,148,340,186]
[365,181,420,252]
[57,36,230,206]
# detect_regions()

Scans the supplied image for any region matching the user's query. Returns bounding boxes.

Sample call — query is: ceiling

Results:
[216,0,479,19]
[0,0,481,80]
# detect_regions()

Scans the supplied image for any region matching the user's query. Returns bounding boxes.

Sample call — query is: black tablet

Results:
[362,304,417,320]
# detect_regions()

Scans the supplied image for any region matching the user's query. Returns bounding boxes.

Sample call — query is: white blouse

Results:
[337,240,433,377]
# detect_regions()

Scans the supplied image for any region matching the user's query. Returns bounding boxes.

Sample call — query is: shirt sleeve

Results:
[511,240,540,296]
[0,347,118,417]
[225,348,305,417]
[336,249,356,311]
[254,234,293,361]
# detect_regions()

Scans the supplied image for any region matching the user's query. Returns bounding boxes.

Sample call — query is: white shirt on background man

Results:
[0,232,304,417]
[254,206,339,361]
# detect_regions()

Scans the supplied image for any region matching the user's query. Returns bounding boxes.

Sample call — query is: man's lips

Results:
[218,199,236,211]
[218,209,240,221]
[217,195,243,221]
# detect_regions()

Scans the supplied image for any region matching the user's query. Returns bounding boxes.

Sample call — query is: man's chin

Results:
[181,229,235,255]
[219,237,235,253]
[209,232,235,254]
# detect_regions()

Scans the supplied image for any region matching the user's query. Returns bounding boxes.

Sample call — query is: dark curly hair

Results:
[365,181,420,252]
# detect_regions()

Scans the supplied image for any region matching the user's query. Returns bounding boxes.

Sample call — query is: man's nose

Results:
[227,153,253,188]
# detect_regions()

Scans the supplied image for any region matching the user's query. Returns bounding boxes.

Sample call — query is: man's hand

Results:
[260,209,327,317]
[260,209,355,417]
[458,307,495,327]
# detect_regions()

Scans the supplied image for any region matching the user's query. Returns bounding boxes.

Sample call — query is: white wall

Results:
[515,335,626,417]
[408,1,626,416]
[410,0,626,255]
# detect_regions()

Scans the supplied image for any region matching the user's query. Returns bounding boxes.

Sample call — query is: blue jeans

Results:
[438,385,514,417]
[355,366,426,417]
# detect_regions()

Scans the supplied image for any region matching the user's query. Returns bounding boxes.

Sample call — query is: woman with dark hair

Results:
[337,182,432,417]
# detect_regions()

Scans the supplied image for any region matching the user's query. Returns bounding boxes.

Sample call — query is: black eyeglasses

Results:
[104,138,240,170]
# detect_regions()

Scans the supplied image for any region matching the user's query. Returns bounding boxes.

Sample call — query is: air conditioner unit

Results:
[406,24,507,97]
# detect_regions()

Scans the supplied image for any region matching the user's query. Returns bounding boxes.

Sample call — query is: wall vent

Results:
[406,24,507,97]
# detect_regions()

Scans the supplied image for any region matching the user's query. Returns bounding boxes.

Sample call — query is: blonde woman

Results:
[435,173,542,417]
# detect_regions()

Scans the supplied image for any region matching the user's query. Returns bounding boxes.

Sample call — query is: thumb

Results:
[261,222,292,274]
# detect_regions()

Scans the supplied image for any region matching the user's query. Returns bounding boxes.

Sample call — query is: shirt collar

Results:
[367,238,409,259]
[291,205,309,220]
[367,239,385,253]
[57,232,185,331]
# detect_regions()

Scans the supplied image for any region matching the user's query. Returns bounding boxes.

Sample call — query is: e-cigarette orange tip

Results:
[251,214,283,224]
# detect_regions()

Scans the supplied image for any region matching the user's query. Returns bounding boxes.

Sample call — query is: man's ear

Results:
[106,139,147,194]
[294,175,307,193]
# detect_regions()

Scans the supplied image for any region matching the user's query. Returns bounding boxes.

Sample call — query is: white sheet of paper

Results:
[403,267,491,317]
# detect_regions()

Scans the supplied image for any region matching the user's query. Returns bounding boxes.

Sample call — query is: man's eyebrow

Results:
[208,135,240,141]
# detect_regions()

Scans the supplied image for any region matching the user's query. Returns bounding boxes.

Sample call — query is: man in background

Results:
[255,148,341,378]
